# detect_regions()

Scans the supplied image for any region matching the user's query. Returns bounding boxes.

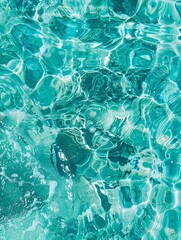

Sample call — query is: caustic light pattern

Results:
[0,0,181,239]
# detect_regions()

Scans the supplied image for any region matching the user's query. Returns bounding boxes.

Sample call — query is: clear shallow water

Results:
[0,0,181,239]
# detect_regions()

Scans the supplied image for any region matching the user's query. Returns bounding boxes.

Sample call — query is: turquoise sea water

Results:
[0,0,181,239]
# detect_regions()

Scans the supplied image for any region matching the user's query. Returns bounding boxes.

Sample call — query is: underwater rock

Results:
[108,141,135,166]
[95,184,111,212]
[52,128,92,177]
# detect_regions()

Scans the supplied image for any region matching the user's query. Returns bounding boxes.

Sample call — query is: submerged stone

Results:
[108,141,134,165]
[52,128,92,177]
[95,185,111,212]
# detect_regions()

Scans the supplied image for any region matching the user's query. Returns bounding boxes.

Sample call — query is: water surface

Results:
[0,0,181,239]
